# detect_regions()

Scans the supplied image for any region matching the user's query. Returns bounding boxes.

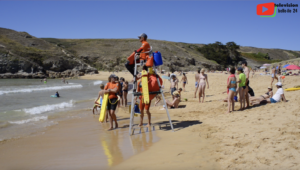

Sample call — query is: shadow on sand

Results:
[154,120,202,132]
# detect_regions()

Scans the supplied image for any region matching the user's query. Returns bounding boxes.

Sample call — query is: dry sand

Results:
[82,71,300,169]
[1,71,299,170]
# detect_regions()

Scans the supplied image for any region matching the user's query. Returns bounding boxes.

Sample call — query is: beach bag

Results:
[145,55,154,67]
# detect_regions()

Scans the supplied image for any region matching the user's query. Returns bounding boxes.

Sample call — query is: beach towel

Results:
[227,74,236,94]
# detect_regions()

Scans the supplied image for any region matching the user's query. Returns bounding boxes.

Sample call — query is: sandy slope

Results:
[82,71,300,170]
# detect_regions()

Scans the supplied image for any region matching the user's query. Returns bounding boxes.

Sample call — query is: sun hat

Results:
[275,82,282,86]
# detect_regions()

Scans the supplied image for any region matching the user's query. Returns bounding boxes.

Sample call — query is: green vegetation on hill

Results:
[241,52,282,63]
[195,41,242,67]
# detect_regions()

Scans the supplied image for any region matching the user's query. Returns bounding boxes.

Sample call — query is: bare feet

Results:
[139,124,143,127]
[225,111,231,114]
[238,108,244,111]
[146,123,151,127]
[115,123,118,129]
[107,127,113,131]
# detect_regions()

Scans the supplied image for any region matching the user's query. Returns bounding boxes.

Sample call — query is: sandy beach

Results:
[1,71,299,170]
[83,71,300,169]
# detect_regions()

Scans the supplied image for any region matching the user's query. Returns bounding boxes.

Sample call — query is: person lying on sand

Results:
[164,92,180,109]
[249,87,273,105]
[254,82,287,105]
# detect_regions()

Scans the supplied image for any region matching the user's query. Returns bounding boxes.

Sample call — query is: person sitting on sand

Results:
[237,68,246,110]
[164,91,180,109]
[259,82,287,104]
[226,67,237,113]
[180,73,188,92]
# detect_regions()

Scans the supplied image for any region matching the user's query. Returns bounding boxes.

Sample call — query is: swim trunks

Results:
[171,88,177,95]
[107,98,118,110]
[183,81,186,84]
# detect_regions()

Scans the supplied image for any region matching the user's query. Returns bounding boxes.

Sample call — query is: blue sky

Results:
[0,0,299,51]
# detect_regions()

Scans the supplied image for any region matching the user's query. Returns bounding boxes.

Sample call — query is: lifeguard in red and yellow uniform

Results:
[125,33,153,76]
[137,68,163,127]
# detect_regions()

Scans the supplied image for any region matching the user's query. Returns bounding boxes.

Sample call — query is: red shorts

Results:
[139,100,151,111]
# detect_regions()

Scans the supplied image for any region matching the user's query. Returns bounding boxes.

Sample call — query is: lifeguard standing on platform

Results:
[125,33,152,76]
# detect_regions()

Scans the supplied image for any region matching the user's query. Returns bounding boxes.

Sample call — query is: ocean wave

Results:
[93,81,103,85]
[8,116,48,125]
[0,84,83,95]
[24,100,74,115]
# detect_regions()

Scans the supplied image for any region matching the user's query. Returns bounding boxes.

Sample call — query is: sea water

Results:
[0,79,105,141]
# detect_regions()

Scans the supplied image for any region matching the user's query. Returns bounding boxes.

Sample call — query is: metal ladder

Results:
[128,51,174,135]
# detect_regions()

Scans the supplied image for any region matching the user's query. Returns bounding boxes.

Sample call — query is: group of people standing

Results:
[94,74,129,130]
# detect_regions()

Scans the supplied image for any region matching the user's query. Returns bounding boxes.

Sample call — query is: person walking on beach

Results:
[94,84,108,122]
[180,73,188,92]
[104,74,119,130]
[242,61,250,108]
[226,67,237,113]
[122,80,129,107]
[237,68,246,110]
[198,69,209,103]
[194,70,200,98]
[170,75,178,100]
[271,66,278,87]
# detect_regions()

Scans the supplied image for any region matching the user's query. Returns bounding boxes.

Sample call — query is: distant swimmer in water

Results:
[44,78,47,84]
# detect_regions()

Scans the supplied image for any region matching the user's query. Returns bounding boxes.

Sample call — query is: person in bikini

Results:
[122,80,128,107]
[226,67,237,113]
[164,91,180,109]
[198,68,209,103]
[194,70,200,98]
[180,73,188,92]
[250,87,273,105]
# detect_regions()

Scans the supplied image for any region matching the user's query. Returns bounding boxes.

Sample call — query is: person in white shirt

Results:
[265,82,287,103]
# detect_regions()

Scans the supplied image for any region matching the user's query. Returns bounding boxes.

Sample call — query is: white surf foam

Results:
[8,116,48,125]
[0,84,83,95]
[93,81,103,85]
[23,100,74,115]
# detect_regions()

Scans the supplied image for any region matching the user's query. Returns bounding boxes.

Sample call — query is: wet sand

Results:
[83,71,300,169]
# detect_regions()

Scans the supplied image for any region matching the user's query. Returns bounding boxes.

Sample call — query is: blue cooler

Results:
[153,51,163,66]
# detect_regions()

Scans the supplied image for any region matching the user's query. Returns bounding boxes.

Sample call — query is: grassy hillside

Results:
[1,27,300,74]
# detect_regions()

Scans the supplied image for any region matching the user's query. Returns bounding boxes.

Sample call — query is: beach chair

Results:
[128,47,174,135]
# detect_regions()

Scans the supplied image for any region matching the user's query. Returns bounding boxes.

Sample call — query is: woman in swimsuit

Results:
[122,81,128,107]
[226,67,237,113]
[198,68,209,103]
[181,73,188,92]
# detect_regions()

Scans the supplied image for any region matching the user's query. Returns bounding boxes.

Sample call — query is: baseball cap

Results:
[276,82,282,86]
[237,67,243,71]
[138,33,147,39]
[109,74,117,78]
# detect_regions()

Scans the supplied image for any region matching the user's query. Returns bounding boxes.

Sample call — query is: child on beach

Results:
[237,68,246,110]
[94,84,109,122]
[180,73,188,92]
[226,67,237,113]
